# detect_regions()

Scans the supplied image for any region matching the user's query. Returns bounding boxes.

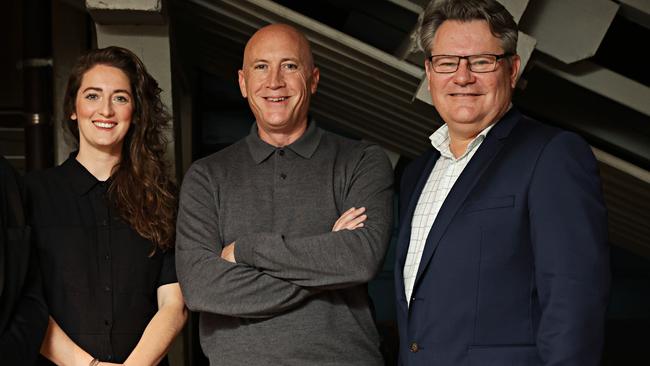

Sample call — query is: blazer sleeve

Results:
[528,132,610,365]
[0,158,48,365]
[233,144,394,289]
[175,162,318,319]
[0,250,48,365]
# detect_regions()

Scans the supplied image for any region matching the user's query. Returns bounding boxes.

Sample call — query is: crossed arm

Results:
[220,206,368,261]
[224,146,393,289]
[39,283,186,366]
[176,145,393,317]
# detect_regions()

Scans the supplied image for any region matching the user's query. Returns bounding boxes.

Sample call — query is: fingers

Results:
[335,207,364,229]
[220,242,236,263]
[332,207,367,232]
[343,207,367,229]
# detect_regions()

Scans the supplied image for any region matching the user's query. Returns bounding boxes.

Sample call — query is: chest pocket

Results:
[463,195,515,214]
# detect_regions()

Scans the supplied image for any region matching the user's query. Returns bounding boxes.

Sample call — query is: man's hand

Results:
[221,242,236,263]
[332,207,367,232]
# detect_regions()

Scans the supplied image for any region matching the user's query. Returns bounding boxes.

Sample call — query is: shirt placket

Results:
[91,183,114,361]
[273,148,290,211]
[275,146,302,233]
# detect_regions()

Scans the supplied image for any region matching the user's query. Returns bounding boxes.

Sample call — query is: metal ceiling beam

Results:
[534,56,650,117]
[618,0,650,29]
[519,0,619,63]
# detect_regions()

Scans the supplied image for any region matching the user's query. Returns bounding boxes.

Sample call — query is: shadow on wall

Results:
[602,246,650,365]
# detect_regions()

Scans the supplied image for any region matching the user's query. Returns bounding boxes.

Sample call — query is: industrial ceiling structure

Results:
[170,0,649,258]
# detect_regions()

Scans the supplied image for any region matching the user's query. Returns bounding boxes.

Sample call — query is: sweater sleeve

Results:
[175,162,318,318]
[235,144,394,289]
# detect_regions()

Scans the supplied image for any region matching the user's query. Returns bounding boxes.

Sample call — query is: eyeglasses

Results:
[427,53,513,73]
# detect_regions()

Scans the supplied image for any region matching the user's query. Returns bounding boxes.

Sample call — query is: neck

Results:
[447,120,493,158]
[75,145,122,181]
[258,122,307,147]
[448,133,475,159]
[446,105,510,158]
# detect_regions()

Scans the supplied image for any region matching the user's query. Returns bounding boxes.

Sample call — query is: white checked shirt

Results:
[403,122,496,305]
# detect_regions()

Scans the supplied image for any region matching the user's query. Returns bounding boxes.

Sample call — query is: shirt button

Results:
[107,355,112,361]
[104,286,111,292]
[104,319,111,326]
[105,254,111,260]
[409,342,419,353]
[278,149,285,156]
[280,173,287,180]
[100,219,108,226]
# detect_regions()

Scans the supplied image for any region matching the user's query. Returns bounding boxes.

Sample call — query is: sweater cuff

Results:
[233,233,260,267]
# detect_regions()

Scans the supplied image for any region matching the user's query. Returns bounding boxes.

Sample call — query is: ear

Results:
[310,67,320,94]
[238,70,248,98]
[71,113,77,120]
[509,54,521,88]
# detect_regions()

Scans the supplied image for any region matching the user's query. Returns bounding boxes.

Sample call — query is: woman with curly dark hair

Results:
[26,46,186,366]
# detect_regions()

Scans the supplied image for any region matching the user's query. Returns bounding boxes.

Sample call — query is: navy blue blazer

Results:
[394,109,610,366]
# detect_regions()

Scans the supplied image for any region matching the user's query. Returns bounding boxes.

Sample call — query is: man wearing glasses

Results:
[394,0,610,365]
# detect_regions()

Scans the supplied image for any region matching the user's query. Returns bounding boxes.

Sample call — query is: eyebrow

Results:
[251,57,299,64]
[81,87,132,95]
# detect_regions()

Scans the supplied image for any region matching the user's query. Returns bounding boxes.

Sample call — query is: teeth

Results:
[94,122,116,128]
[267,97,287,102]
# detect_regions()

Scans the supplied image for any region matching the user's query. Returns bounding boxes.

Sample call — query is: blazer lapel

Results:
[395,149,440,300]
[413,110,522,286]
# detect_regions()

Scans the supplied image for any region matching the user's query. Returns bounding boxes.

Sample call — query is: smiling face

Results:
[238,24,320,145]
[71,64,134,156]
[425,20,520,139]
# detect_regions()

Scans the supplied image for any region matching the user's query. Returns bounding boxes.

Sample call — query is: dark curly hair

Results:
[63,46,177,252]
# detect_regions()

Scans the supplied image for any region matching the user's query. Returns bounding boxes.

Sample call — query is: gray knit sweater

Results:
[176,123,393,365]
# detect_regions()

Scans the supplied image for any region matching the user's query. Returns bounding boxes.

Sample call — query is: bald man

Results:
[176,24,393,365]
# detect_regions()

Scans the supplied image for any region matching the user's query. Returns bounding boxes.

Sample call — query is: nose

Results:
[267,66,285,89]
[452,59,476,86]
[100,97,115,117]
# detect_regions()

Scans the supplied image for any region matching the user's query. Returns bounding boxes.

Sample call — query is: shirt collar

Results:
[429,121,496,160]
[246,120,322,164]
[61,152,105,196]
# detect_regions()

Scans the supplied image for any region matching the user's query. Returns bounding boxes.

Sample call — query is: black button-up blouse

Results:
[26,156,176,365]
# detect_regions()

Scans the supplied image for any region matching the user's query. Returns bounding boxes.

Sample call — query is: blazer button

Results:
[409,342,419,353]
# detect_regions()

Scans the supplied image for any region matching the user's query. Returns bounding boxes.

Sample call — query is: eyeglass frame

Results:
[426,53,514,74]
